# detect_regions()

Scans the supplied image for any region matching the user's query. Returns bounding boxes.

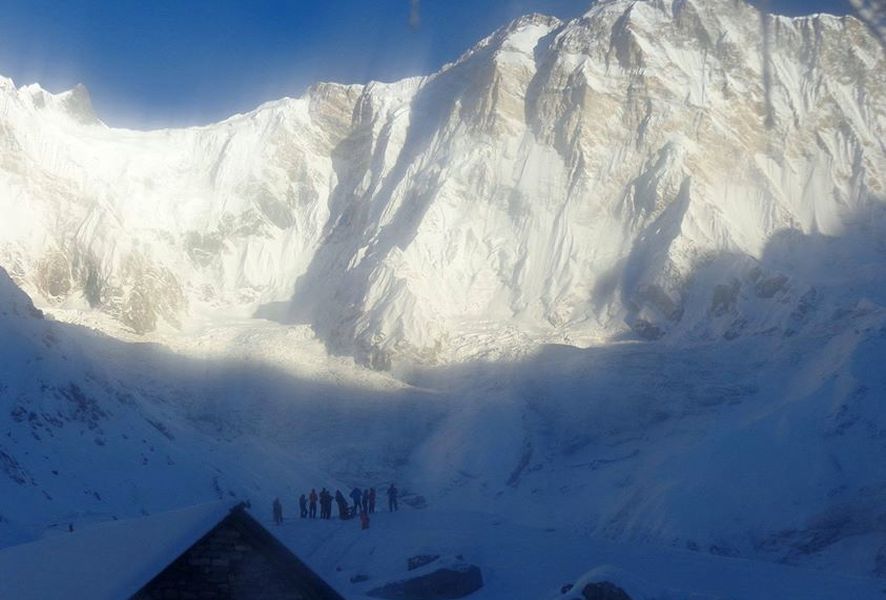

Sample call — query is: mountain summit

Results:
[0,0,883,367]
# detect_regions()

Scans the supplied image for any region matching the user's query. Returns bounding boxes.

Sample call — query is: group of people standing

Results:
[272,483,399,530]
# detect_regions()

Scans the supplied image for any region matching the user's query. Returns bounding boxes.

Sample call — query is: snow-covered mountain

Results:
[1,0,886,596]
[0,0,882,367]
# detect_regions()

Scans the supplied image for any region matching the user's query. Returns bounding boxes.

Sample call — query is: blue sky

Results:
[0,0,856,128]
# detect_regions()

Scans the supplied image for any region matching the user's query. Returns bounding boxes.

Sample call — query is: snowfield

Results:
[275,508,886,600]
[0,0,885,597]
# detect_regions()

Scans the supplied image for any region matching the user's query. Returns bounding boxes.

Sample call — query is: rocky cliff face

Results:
[0,0,883,366]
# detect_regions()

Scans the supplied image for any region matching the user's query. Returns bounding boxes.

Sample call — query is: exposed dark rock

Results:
[0,450,34,485]
[367,564,483,599]
[506,441,533,487]
[59,384,107,430]
[350,574,370,584]
[754,274,788,299]
[407,554,440,571]
[582,581,632,600]
[145,418,175,440]
[710,279,740,316]
[633,319,664,340]
[402,494,428,509]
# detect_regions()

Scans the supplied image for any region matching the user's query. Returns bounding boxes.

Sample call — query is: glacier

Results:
[0,0,885,597]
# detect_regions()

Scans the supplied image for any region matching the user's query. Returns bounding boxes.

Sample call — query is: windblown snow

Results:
[0,0,885,597]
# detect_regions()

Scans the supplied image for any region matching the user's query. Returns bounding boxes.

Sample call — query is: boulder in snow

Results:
[367,563,483,599]
[582,581,633,600]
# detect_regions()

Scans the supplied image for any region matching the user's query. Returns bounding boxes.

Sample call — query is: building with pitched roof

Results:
[0,501,345,600]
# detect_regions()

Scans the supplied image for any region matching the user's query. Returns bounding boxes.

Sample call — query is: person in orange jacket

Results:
[360,509,370,530]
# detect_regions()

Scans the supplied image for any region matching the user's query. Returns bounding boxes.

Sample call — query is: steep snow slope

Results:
[2,259,886,590]
[3,227,886,583]
[407,313,886,577]
[0,0,882,366]
[0,266,438,548]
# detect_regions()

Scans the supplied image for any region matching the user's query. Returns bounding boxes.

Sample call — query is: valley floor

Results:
[269,508,886,599]
[3,271,885,596]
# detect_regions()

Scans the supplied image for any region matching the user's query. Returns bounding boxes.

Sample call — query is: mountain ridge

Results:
[0,0,882,368]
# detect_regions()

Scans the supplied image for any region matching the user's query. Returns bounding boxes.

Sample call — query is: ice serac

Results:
[0,0,883,366]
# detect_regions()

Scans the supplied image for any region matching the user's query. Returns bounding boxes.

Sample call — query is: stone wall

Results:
[133,518,306,600]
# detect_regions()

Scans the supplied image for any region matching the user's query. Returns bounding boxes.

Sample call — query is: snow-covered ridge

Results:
[0,0,883,367]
